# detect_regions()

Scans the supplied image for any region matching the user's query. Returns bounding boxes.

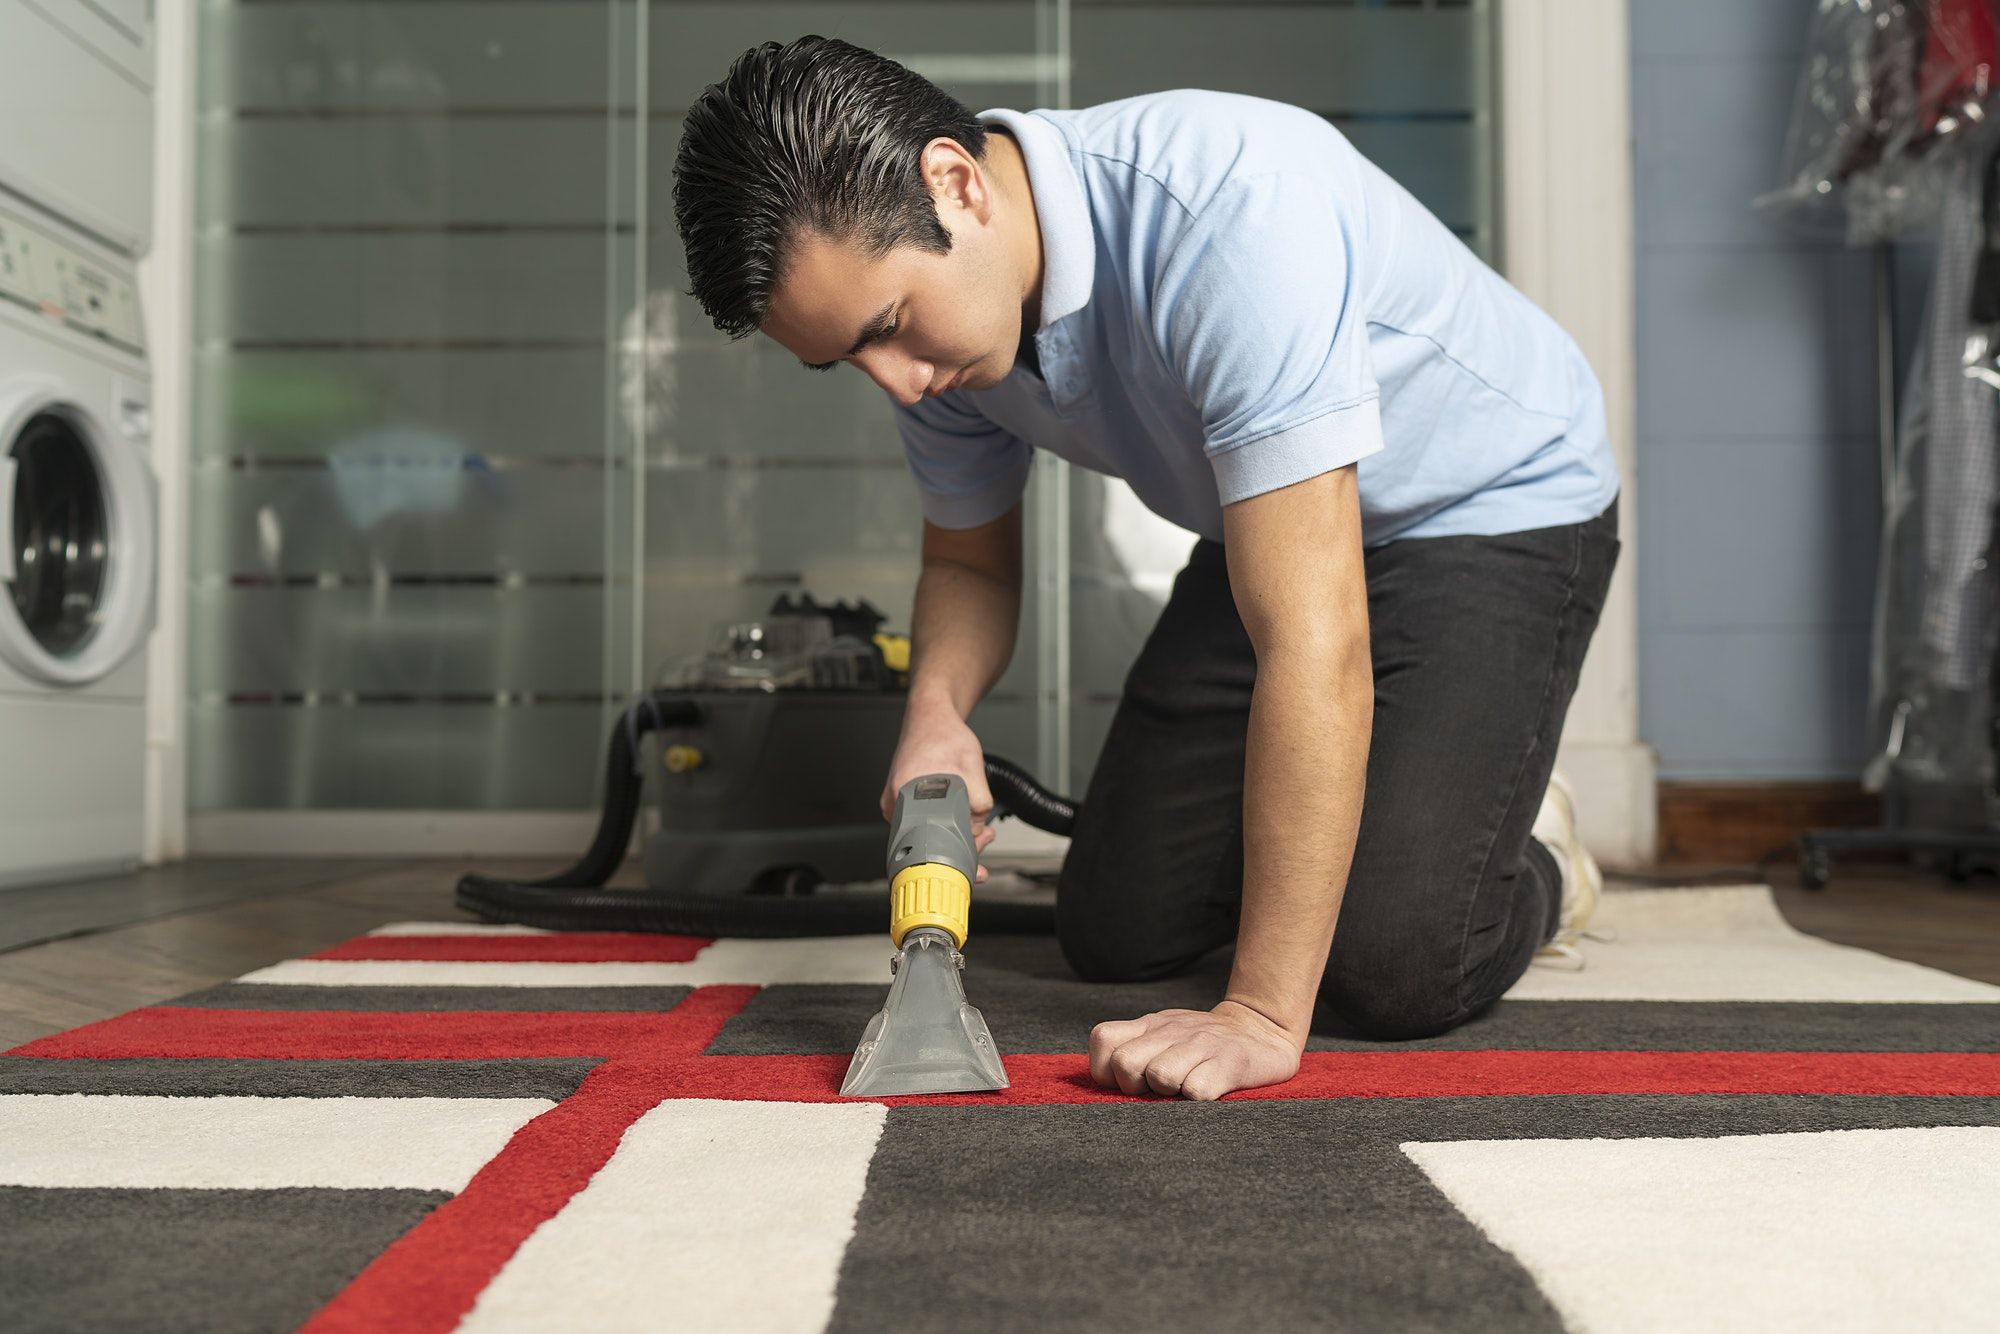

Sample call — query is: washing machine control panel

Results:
[0,200,143,354]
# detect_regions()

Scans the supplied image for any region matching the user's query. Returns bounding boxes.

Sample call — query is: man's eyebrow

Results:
[800,301,897,371]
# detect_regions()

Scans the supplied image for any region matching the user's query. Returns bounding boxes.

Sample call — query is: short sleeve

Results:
[1152,173,1384,507]
[892,393,1033,529]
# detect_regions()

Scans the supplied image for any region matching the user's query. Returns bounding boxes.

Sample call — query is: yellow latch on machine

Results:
[873,632,912,673]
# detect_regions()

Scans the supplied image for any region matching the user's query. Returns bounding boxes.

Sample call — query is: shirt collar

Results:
[978,108,1094,329]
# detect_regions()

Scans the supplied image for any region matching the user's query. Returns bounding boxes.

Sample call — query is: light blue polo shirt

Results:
[893,90,1619,547]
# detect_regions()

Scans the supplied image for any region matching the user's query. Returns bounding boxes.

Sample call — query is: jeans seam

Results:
[1449,521,1589,1020]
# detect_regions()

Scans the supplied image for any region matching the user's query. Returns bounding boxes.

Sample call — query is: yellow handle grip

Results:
[889,862,971,948]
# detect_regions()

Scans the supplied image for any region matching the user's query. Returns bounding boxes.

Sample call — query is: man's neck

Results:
[987,127,1045,334]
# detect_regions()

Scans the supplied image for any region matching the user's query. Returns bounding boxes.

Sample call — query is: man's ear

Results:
[920,137,992,223]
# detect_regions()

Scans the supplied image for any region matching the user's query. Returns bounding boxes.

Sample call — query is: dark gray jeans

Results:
[1056,500,1621,1040]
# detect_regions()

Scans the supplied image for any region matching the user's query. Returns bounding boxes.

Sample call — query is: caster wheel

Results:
[1798,845,1832,891]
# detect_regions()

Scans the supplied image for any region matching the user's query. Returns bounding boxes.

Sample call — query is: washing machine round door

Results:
[0,376,156,685]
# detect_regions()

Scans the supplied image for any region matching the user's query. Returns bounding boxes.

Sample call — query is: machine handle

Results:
[887,772,978,879]
[886,773,979,948]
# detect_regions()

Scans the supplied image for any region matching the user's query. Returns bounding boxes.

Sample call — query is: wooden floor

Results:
[1761,861,2000,986]
[1,857,1995,1050]
[0,859,483,1049]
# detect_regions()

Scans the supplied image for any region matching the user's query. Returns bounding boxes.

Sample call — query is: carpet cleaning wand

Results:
[839,773,1010,1097]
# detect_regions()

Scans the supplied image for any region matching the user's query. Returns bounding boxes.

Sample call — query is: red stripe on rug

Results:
[309,932,713,963]
[297,996,756,1334]
[612,1049,2000,1103]
[5,986,758,1061]
[15,1011,1999,1100]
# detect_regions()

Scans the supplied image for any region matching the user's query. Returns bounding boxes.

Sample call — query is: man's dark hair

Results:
[673,36,989,339]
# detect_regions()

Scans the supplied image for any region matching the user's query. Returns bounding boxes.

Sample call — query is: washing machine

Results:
[0,0,155,254]
[0,195,157,887]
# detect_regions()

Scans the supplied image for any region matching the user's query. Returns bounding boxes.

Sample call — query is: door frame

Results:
[1498,0,1654,864]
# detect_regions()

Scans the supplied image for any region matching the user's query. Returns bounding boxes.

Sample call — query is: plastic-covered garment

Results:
[1764,0,1999,243]
[1866,153,2000,807]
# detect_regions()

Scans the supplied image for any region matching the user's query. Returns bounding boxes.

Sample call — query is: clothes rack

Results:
[1795,243,2000,887]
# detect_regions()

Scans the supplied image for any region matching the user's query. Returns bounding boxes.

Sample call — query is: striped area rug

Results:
[3,885,1997,1333]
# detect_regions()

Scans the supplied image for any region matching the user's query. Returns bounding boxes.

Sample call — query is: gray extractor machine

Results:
[455,595,1074,938]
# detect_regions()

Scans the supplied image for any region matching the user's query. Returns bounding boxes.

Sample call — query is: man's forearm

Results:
[1223,642,1373,1041]
[907,558,1021,720]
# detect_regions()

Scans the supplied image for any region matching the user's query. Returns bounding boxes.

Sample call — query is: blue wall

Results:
[1631,0,1921,780]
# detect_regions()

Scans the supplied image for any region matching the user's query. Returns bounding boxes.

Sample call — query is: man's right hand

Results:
[880,696,997,882]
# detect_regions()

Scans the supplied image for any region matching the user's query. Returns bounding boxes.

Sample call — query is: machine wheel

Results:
[1798,844,1832,891]
[748,865,822,898]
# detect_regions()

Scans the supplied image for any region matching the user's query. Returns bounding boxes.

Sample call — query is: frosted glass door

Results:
[637,4,1058,781]
[190,0,635,809]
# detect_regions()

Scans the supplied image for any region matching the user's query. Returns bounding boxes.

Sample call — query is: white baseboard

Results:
[187,809,1072,867]
[1556,738,1659,868]
[189,812,614,859]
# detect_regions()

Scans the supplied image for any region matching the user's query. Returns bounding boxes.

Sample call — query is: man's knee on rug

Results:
[1054,865,1229,985]
[1056,931,1203,986]
[1054,906,1223,986]
[1315,944,1472,1041]
[1315,984,1470,1041]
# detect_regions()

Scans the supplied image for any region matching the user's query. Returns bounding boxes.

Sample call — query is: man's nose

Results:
[856,349,933,406]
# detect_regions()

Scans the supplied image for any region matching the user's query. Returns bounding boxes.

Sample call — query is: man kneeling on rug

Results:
[670,38,1621,1101]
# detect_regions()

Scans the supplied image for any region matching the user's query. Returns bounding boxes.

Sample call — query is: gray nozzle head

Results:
[839,928,1009,1097]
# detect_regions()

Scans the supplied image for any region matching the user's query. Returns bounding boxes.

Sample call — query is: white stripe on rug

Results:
[1404,1126,2000,1334]
[457,1099,888,1334]
[235,937,898,987]
[315,886,2000,999]
[1502,887,2000,1002]
[0,1094,550,1190]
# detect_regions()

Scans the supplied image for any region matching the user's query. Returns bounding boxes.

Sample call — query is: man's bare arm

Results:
[1219,465,1374,1041]
[906,503,1024,721]
[879,503,1027,846]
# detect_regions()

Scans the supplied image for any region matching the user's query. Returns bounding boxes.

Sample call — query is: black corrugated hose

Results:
[454,690,1075,936]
